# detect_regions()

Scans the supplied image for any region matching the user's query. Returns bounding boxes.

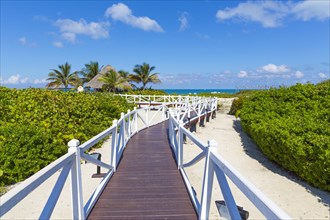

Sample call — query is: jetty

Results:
[0,95,290,220]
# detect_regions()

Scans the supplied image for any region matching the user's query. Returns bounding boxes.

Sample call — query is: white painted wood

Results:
[111,120,118,171]
[0,152,75,217]
[68,139,85,220]
[79,125,116,152]
[39,160,73,219]
[84,170,114,217]
[210,152,291,219]
[179,168,201,212]
[81,153,112,170]
[199,142,215,220]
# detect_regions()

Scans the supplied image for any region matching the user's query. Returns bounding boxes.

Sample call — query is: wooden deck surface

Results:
[87,121,197,220]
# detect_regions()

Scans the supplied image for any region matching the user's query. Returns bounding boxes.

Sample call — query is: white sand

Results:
[183,113,330,219]
[2,108,329,219]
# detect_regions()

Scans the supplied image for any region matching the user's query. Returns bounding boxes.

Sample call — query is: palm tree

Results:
[46,62,80,89]
[98,69,132,92]
[80,61,103,84]
[131,63,161,90]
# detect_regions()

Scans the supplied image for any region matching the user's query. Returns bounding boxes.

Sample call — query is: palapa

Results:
[85,65,115,89]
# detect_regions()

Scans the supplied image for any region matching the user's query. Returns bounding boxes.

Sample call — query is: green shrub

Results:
[240,83,330,191]
[124,89,167,95]
[0,88,134,186]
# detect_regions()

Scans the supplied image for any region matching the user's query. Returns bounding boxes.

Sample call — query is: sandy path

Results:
[183,113,330,219]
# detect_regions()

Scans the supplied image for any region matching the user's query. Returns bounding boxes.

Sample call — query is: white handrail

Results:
[0,102,171,219]
[168,104,291,220]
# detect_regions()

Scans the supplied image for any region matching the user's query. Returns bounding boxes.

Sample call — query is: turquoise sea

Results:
[161,89,241,95]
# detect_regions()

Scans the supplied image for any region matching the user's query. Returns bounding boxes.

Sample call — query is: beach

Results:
[183,112,330,219]
[2,106,330,219]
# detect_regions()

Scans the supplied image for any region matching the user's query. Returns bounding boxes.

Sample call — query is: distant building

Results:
[85,65,115,91]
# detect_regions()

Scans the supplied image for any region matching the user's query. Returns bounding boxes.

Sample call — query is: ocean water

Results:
[162,89,240,95]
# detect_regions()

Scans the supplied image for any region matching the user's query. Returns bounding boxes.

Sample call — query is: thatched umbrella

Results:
[85,65,115,89]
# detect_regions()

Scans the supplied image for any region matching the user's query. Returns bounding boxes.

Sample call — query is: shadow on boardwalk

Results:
[232,119,330,209]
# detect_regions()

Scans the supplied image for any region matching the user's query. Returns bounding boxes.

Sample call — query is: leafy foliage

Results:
[239,83,330,191]
[130,63,161,90]
[46,62,81,89]
[99,69,132,92]
[0,88,134,186]
[124,89,168,96]
[80,61,103,84]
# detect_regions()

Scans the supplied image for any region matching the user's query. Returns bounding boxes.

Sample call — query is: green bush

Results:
[124,89,168,96]
[0,88,134,186]
[240,83,330,191]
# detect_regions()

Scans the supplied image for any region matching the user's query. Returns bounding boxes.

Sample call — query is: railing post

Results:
[177,120,184,169]
[111,119,118,171]
[200,140,217,220]
[68,139,85,220]
[146,107,149,127]
[121,112,125,146]
[127,109,131,138]
[134,107,138,133]
[162,104,166,121]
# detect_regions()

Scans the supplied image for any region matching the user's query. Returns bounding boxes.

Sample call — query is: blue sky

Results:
[1,0,329,89]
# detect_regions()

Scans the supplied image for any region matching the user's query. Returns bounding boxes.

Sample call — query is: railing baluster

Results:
[39,160,73,219]
[111,119,118,171]
[68,139,85,220]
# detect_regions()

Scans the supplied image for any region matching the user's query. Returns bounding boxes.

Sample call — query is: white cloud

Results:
[19,37,27,45]
[293,0,330,21]
[105,3,164,32]
[258,64,290,73]
[2,74,29,84]
[178,12,189,31]
[216,1,289,28]
[195,32,210,40]
[33,78,47,84]
[54,18,109,43]
[238,71,248,78]
[318,72,329,79]
[53,41,63,48]
[216,0,330,28]
[295,70,304,78]
[19,37,36,47]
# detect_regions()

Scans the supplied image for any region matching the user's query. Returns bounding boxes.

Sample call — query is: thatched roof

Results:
[85,65,115,89]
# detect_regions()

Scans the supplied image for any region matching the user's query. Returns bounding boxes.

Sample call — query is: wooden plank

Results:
[87,121,197,219]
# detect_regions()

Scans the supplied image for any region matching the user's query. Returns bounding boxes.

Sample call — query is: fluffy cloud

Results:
[53,41,63,48]
[216,1,289,27]
[318,72,328,79]
[33,78,48,84]
[238,71,248,78]
[19,37,27,45]
[54,18,109,43]
[1,74,28,84]
[295,71,304,78]
[293,0,330,21]
[178,12,189,31]
[19,37,37,47]
[0,75,48,85]
[216,0,330,28]
[258,64,290,73]
[105,3,164,32]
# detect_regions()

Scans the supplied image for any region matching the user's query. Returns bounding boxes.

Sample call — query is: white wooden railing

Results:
[120,94,207,106]
[168,109,291,220]
[0,94,290,220]
[0,104,169,219]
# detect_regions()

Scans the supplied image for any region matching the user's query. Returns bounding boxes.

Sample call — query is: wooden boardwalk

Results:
[88,121,197,220]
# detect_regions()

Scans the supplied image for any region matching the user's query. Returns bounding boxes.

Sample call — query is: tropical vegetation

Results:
[46,62,81,89]
[79,61,103,84]
[99,69,132,92]
[0,87,134,186]
[236,82,330,191]
[130,63,161,90]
